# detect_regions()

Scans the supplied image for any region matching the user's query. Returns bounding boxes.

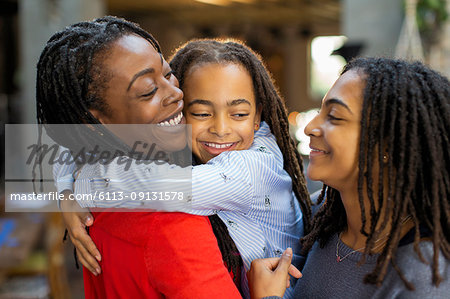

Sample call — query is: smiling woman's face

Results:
[89,34,187,151]
[304,69,365,191]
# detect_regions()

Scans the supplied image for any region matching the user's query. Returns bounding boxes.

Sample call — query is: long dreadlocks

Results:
[169,39,313,279]
[301,57,450,289]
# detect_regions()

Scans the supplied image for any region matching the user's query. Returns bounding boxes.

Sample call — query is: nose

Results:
[209,114,231,137]
[161,81,183,107]
[304,114,321,137]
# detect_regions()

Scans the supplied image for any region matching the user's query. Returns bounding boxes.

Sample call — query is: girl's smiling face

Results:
[183,63,262,164]
[304,69,365,191]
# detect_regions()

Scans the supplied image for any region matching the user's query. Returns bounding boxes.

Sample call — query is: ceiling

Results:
[107,0,341,36]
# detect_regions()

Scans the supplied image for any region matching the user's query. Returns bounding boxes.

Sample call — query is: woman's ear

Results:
[254,104,263,131]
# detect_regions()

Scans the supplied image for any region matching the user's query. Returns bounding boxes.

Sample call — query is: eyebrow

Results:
[228,99,251,106]
[325,98,353,114]
[127,68,155,91]
[187,98,251,107]
[187,99,213,107]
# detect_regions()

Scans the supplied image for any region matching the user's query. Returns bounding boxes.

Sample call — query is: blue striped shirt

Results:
[54,122,304,299]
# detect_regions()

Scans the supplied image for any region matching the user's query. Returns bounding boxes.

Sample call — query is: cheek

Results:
[334,131,360,176]
[136,102,161,122]
[188,120,204,139]
[239,125,256,147]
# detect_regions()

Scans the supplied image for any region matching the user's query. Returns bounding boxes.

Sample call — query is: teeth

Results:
[157,112,183,126]
[205,142,233,149]
[312,149,327,153]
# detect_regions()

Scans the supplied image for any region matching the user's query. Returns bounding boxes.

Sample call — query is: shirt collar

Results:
[254,121,270,137]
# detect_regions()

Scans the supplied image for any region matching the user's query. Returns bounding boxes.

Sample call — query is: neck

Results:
[338,186,413,252]
[339,188,366,249]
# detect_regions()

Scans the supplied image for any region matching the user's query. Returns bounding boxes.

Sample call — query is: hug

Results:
[36,16,449,298]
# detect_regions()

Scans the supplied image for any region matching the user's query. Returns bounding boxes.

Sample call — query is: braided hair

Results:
[35,16,163,187]
[169,39,313,279]
[301,57,450,289]
[36,16,160,150]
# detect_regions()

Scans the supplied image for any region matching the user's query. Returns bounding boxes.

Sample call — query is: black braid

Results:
[36,16,160,149]
[301,57,450,289]
[36,15,165,268]
[35,16,165,190]
[169,39,313,278]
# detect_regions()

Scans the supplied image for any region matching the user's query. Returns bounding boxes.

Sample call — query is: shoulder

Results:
[396,241,449,276]
[378,241,450,298]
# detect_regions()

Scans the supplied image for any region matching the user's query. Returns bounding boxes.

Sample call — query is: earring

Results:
[383,153,389,163]
[254,123,259,130]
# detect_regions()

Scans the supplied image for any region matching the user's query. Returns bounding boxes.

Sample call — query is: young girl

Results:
[57,39,312,298]
[249,57,449,298]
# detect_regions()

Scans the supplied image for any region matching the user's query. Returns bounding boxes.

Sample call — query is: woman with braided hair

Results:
[249,57,449,298]
[38,16,243,298]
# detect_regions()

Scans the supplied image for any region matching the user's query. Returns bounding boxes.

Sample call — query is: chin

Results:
[158,136,188,152]
[306,167,321,182]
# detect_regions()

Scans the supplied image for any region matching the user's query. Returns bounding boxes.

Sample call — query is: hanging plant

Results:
[416,0,448,44]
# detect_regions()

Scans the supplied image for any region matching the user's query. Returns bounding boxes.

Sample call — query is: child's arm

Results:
[53,148,100,275]
[53,147,76,203]
[74,149,267,215]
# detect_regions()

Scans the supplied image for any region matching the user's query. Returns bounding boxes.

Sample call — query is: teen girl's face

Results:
[89,34,187,151]
[183,63,262,164]
[304,69,365,191]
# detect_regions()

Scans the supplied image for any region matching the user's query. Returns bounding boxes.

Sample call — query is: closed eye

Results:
[191,112,211,117]
[232,113,249,118]
[164,70,174,79]
[142,87,158,98]
[327,114,344,121]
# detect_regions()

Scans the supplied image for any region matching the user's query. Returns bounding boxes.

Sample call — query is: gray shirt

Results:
[292,233,449,298]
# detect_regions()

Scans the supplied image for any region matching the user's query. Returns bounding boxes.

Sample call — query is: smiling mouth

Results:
[201,141,238,155]
[204,142,235,149]
[311,149,329,154]
[157,112,183,127]
[309,145,330,155]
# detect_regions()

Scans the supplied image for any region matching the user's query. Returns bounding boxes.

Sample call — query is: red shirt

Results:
[83,211,242,299]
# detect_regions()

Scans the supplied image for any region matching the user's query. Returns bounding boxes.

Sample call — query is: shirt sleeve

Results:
[74,150,263,215]
[53,146,76,209]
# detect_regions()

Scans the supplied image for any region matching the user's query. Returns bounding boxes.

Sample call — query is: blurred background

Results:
[0,0,449,298]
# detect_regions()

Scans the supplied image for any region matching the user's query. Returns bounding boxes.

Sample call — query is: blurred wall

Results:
[18,0,105,123]
[343,0,404,57]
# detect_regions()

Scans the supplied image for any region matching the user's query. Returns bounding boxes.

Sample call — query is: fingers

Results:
[255,257,282,271]
[72,212,100,262]
[275,247,293,274]
[70,230,101,275]
[288,265,302,278]
[60,199,102,275]
[84,214,94,226]
[76,248,99,276]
